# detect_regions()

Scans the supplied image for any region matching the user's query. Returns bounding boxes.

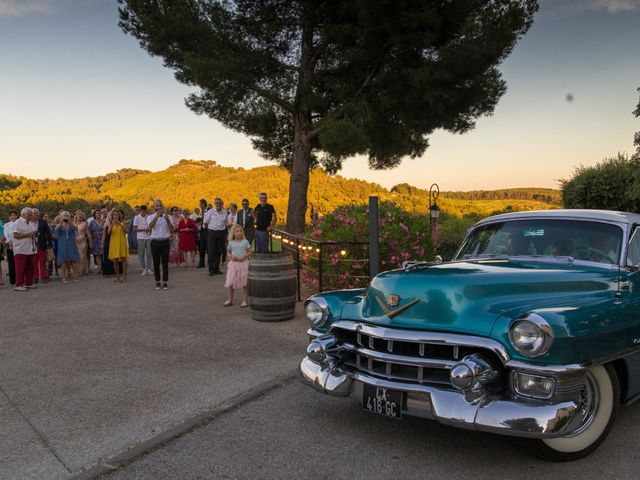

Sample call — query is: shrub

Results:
[561,153,640,211]
[301,202,435,290]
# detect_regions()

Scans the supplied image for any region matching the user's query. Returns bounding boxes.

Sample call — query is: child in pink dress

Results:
[224,224,252,307]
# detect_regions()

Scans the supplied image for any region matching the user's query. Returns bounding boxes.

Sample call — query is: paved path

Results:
[107,380,640,480]
[0,257,307,479]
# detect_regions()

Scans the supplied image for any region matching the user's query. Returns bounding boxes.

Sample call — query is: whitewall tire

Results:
[531,364,619,461]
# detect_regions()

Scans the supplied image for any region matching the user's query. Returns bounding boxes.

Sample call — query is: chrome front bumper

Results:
[298,356,585,439]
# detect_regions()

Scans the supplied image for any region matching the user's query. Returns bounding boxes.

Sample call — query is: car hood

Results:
[354,260,620,336]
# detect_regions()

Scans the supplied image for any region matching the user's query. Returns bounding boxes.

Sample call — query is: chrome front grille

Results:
[331,324,503,388]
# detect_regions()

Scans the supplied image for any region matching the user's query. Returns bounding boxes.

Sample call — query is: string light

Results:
[340,250,347,256]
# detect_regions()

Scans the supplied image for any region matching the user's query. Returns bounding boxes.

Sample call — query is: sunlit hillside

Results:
[0,160,559,220]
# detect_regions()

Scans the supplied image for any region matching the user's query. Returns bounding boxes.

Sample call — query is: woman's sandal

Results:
[240,301,248,308]
[223,299,232,306]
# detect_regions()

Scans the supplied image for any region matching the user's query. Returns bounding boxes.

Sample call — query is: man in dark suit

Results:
[238,198,255,246]
[197,198,208,268]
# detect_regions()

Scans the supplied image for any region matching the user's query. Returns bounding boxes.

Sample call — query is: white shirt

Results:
[12,217,37,255]
[204,208,229,231]
[147,213,171,239]
[228,211,238,226]
[3,220,14,247]
[133,214,151,240]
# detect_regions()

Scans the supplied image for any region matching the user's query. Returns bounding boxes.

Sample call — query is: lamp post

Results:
[429,183,440,253]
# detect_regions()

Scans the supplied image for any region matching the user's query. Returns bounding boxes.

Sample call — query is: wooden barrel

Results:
[248,252,297,322]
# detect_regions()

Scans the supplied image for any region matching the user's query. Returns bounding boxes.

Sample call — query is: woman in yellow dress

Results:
[108,210,129,283]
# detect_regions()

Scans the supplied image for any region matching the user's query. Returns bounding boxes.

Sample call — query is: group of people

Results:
[0,193,277,306]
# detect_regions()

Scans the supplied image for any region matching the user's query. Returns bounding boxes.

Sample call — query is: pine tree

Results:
[119,0,538,232]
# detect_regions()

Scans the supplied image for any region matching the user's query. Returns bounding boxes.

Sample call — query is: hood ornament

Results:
[375,295,420,319]
[386,294,400,307]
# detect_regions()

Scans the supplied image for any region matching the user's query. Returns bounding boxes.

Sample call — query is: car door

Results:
[619,225,640,402]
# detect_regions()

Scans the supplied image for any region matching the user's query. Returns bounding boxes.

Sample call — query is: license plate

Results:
[362,384,403,419]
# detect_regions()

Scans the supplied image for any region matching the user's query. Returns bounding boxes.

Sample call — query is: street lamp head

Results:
[428,183,440,224]
[430,203,440,221]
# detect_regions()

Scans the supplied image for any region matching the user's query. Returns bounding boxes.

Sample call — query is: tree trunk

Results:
[285,10,315,234]
[286,111,313,234]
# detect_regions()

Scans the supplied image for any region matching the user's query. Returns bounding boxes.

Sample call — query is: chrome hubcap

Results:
[567,372,600,437]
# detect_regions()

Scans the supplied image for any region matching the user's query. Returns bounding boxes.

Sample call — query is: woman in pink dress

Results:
[178,210,198,267]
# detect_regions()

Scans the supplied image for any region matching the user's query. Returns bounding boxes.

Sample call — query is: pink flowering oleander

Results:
[299,200,436,291]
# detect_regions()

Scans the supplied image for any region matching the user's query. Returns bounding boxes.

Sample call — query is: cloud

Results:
[540,0,640,18]
[0,0,104,17]
[0,0,54,16]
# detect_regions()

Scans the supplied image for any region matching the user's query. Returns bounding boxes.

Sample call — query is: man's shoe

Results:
[155,282,161,290]
[209,271,215,276]
[14,286,28,291]
[162,283,168,290]
[214,270,223,275]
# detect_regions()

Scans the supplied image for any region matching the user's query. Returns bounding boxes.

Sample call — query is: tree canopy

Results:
[118,0,538,232]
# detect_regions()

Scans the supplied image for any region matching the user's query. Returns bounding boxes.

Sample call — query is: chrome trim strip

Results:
[350,370,450,394]
[330,320,511,363]
[506,360,586,375]
[308,328,324,338]
[340,343,456,369]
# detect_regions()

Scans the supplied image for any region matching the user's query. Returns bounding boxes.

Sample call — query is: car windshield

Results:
[456,219,623,265]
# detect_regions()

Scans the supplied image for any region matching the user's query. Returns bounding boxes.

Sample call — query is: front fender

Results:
[491,293,631,365]
[307,289,367,333]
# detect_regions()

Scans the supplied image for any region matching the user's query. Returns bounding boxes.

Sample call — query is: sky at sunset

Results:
[1,0,639,191]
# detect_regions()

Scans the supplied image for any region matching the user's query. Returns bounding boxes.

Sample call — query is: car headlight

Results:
[512,371,556,399]
[304,297,329,327]
[508,314,553,357]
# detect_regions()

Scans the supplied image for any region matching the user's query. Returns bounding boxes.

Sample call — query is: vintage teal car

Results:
[299,209,640,461]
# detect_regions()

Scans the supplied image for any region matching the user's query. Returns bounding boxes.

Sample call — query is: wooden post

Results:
[369,196,380,278]
[318,244,323,293]
[295,238,301,301]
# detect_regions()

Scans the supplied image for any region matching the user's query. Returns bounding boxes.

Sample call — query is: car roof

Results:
[474,209,640,227]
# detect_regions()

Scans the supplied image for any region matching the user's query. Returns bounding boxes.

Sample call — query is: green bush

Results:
[561,153,640,211]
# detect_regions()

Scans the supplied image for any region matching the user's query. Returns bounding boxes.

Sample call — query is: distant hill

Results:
[0,160,559,220]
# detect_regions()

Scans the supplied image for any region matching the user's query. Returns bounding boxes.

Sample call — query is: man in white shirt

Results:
[12,207,38,291]
[147,199,175,290]
[197,199,208,268]
[204,197,228,275]
[133,205,152,275]
[3,210,18,285]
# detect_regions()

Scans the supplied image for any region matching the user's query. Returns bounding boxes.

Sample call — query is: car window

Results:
[627,227,640,267]
[458,219,623,265]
